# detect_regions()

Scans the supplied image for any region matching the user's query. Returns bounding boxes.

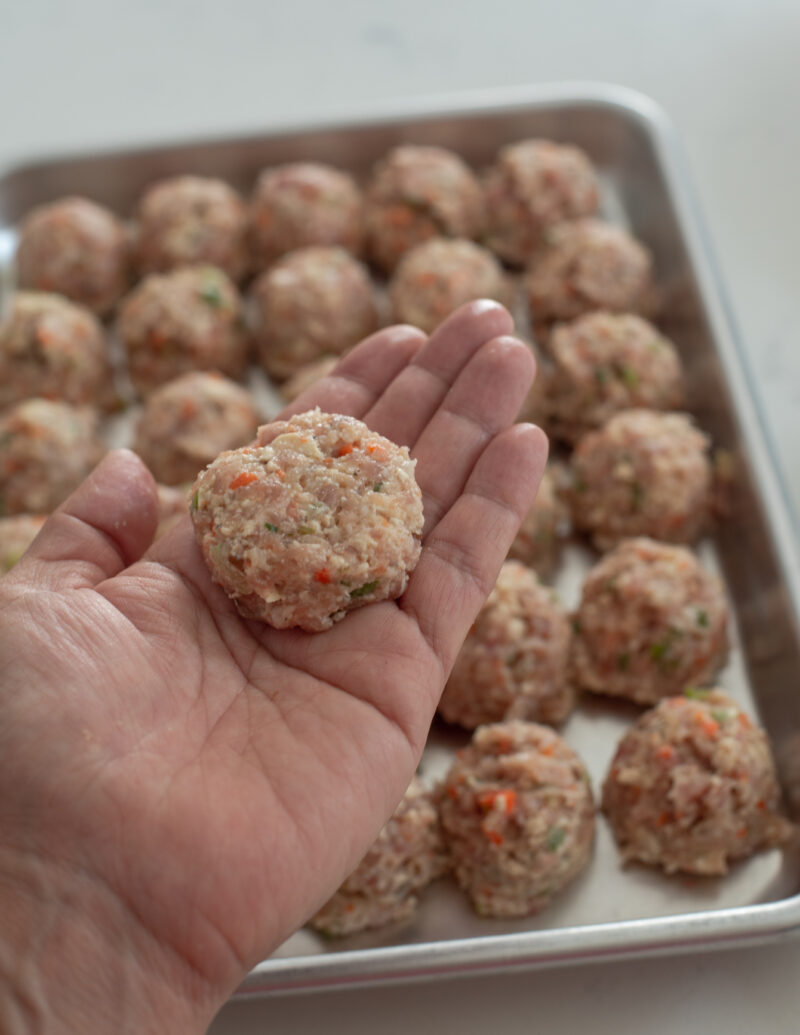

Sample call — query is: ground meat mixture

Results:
[525,219,654,334]
[602,690,791,875]
[484,139,599,266]
[249,162,363,270]
[364,146,485,272]
[190,409,423,631]
[117,265,249,395]
[0,514,46,573]
[134,371,259,485]
[280,355,340,403]
[251,246,379,381]
[309,777,448,936]
[16,196,129,315]
[566,409,713,550]
[0,292,110,410]
[0,398,104,514]
[389,237,511,333]
[439,721,595,918]
[134,175,250,281]
[439,561,573,729]
[544,311,684,443]
[507,467,569,579]
[572,538,729,705]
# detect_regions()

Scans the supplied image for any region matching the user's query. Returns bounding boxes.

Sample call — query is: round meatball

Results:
[117,265,249,395]
[252,246,378,381]
[566,409,713,550]
[135,175,249,280]
[280,354,339,403]
[309,777,448,936]
[16,196,129,315]
[507,467,568,578]
[389,238,511,333]
[190,409,423,631]
[0,399,104,514]
[0,515,46,573]
[544,312,684,443]
[0,292,109,410]
[484,139,599,266]
[155,483,190,540]
[134,372,259,485]
[249,162,363,270]
[364,146,485,272]
[602,690,791,875]
[525,219,654,332]
[572,538,729,705]
[439,561,574,729]
[439,721,595,918]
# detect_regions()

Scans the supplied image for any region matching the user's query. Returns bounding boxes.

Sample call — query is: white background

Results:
[2,1,799,1031]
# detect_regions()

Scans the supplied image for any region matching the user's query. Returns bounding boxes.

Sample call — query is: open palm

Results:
[0,302,546,1032]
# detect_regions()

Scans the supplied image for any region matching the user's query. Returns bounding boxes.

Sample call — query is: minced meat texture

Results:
[602,690,792,875]
[190,409,423,631]
[439,720,595,918]
[571,537,729,705]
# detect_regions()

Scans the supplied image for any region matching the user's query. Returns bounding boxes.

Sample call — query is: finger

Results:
[362,300,514,446]
[13,449,159,590]
[413,335,536,536]
[277,324,426,422]
[402,422,549,673]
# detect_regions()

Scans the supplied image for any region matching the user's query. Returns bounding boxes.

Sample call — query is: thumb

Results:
[13,449,158,590]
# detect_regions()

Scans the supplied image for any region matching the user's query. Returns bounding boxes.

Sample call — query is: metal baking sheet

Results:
[2,82,800,997]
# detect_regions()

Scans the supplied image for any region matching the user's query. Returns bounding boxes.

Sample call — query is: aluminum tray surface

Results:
[2,83,799,997]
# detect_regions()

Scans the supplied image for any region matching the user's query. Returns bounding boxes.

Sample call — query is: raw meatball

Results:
[544,312,684,443]
[16,196,129,315]
[507,467,568,578]
[117,265,249,395]
[0,399,104,514]
[566,409,713,550]
[134,371,259,485]
[364,146,484,272]
[249,162,363,269]
[389,238,511,333]
[484,139,599,266]
[280,355,339,403]
[251,246,378,381]
[135,175,249,280]
[439,561,574,729]
[190,409,423,631]
[525,219,654,332]
[155,483,190,540]
[0,292,109,410]
[309,777,448,936]
[0,515,46,573]
[571,538,729,705]
[439,721,595,918]
[602,690,791,875]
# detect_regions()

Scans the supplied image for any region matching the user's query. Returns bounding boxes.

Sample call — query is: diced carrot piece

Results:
[229,471,258,489]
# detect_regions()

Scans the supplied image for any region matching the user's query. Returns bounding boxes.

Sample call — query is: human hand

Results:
[0,302,546,1033]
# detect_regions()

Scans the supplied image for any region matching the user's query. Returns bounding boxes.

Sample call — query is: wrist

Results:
[0,845,217,1035]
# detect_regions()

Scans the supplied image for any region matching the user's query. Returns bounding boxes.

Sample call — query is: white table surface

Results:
[2,1,799,1031]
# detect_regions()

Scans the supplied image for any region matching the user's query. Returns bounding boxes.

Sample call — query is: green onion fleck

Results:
[545,827,565,852]
[373,482,384,492]
[711,709,730,725]
[630,482,645,511]
[199,282,224,308]
[572,618,582,635]
[684,687,711,701]
[696,610,709,628]
[264,522,279,533]
[350,579,379,599]
[618,365,639,389]
[190,490,199,512]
